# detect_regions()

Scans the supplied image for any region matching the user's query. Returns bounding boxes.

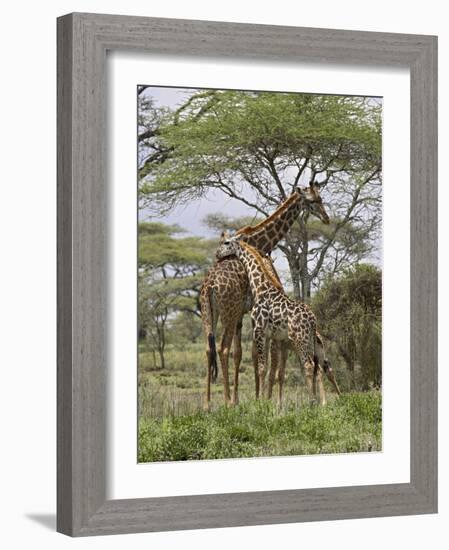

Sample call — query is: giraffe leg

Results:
[252,338,260,399]
[315,331,340,397]
[254,328,267,398]
[201,307,218,412]
[323,360,342,396]
[313,360,327,406]
[267,339,279,399]
[260,336,270,397]
[304,358,317,404]
[219,328,234,405]
[232,319,243,406]
[278,345,288,405]
[291,337,319,406]
[203,332,219,411]
[204,346,212,411]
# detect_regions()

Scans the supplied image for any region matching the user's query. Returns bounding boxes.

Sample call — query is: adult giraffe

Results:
[200,184,330,408]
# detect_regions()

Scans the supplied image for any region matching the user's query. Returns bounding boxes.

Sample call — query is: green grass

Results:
[138,390,382,462]
[138,340,382,462]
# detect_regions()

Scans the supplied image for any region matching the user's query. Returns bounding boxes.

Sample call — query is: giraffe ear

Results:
[309,184,319,196]
[220,230,232,243]
[311,182,325,193]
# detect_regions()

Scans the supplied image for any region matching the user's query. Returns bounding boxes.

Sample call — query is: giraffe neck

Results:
[261,256,284,289]
[238,243,285,299]
[236,192,303,255]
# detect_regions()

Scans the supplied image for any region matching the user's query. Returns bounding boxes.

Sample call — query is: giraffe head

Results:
[219,230,232,243]
[216,240,285,291]
[216,234,241,260]
[298,184,330,225]
[216,230,237,258]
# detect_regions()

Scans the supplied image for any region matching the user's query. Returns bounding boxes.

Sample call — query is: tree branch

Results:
[293,156,311,189]
[262,146,287,200]
[310,169,380,280]
[138,128,158,143]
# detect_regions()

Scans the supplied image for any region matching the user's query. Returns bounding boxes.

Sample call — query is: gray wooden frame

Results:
[57,12,438,537]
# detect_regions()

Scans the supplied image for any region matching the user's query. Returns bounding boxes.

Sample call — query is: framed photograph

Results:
[57,12,437,536]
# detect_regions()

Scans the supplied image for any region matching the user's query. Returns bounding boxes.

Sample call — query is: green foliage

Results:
[169,311,203,344]
[314,263,381,318]
[140,91,381,212]
[138,391,382,462]
[138,222,212,313]
[139,222,216,367]
[202,213,263,234]
[312,264,382,389]
[139,221,214,271]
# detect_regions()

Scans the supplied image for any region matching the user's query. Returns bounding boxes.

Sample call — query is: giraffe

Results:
[260,255,341,403]
[215,239,333,405]
[200,184,330,408]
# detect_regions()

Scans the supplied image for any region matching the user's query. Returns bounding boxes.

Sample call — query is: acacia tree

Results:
[138,90,382,301]
[138,222,215,368]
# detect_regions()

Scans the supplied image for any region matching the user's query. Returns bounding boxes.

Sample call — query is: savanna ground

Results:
[138,338,382,463]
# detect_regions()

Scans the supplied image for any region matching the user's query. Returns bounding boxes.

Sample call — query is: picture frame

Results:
[57,12,437,537]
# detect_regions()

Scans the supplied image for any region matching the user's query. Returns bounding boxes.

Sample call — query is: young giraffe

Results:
[261,255,341,402]
[200,185,330,408]
[216,239,330,404]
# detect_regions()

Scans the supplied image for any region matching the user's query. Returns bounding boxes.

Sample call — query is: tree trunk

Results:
[283,221,312,302]
[157,345,166,370]
[155,315,166,369]
[285,251,312,302]
[285,249,303,300]
[300,272,312,303]
[339,346,356,389]
[299,220,311,303]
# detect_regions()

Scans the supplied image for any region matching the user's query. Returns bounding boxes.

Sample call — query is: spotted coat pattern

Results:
[216,240,335,403]
[201,186,330,408]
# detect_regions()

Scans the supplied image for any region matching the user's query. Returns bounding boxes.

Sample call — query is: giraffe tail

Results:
[208,333,218,383]
[312,332,323,385]
[201,284,218,383]
[312,353,320,389]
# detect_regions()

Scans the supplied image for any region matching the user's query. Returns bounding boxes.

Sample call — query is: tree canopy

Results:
[138,89,382,300]
[139,222,215,368]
